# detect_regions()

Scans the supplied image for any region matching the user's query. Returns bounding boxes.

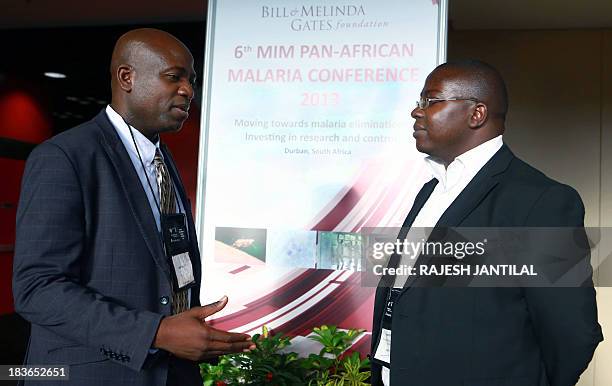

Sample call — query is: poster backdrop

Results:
[197,0,447,355]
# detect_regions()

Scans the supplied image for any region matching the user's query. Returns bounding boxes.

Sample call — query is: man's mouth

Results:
[173,104,190,113]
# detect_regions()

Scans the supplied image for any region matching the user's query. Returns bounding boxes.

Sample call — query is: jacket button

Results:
[160,296,169,305]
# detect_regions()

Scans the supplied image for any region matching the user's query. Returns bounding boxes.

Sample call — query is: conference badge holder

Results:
[161,213,196,291]
[372,288,402,368]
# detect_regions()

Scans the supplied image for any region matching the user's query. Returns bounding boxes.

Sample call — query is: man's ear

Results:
[469,102,488,129]
[117,64,134,92]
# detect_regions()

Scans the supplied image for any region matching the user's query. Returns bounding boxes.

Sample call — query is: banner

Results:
[197,0,447,355]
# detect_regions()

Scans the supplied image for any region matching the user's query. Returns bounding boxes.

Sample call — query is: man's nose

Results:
[178,81,194,100]
[411,105,423,119]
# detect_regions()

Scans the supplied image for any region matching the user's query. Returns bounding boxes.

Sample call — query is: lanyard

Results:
[123,117,164,217]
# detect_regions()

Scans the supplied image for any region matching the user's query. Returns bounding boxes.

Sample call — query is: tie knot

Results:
[153,148,164,165]
[154,147,176,214]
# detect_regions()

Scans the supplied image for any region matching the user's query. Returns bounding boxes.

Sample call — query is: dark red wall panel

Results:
[0,158,25,315]
[162,105,201,214]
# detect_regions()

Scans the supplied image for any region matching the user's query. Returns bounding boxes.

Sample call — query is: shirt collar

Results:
[425,135,504,191]
[105,105,160,166]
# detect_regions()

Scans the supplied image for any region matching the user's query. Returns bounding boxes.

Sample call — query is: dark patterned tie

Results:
[153,148,188,314]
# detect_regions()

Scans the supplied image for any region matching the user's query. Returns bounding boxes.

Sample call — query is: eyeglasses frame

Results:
[416,97,481,109]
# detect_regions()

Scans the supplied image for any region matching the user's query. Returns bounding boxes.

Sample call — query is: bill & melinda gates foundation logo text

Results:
[261,5,365,18]
[261,5,387,31]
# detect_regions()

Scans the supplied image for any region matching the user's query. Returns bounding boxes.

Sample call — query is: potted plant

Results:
[200,325,371,386]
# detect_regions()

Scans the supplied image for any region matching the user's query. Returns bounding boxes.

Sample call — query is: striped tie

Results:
[153,148,188,314]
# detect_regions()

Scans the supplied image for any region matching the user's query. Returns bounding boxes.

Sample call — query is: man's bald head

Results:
[431,60,508,120]
[109,28,196,140]
[110,28,193,93]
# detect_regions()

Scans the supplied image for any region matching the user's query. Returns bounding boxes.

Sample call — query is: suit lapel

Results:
[381,178,438,287]
[402,144,515,289]
[94,111,172,282]
[402,178,439,230]
[372,178,440,351]
[436,144,514,227]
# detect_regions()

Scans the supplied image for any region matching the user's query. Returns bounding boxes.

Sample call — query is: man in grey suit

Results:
[13,28,253,386]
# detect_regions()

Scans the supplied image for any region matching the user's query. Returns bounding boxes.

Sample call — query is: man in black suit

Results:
[370,60,603,386]
[13,29,253,386]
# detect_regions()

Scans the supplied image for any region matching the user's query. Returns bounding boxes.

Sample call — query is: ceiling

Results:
[2,0,612,30]
[0,0,206,29]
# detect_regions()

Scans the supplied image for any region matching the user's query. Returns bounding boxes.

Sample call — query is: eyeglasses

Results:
[416,96,480,109]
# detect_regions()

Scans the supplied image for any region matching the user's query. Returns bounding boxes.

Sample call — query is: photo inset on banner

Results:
[215,227,267,265]
[266,229,317,268]
[316,231,363,271]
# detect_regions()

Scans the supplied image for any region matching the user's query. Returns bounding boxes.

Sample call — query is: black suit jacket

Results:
[371,145,603,386]
[13,110,202,386]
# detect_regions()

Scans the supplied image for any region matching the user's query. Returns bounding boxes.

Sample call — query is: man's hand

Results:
[153,296,255,361]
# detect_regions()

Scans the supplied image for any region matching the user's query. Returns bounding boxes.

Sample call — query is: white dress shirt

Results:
[411,135,504,227]
[381,135,504,386]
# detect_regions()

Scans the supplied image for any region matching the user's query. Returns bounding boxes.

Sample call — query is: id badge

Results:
[373,288,402,367]
[161,213,196,290]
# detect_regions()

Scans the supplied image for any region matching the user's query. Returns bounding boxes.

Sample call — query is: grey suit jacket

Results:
[13,110,202,386]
